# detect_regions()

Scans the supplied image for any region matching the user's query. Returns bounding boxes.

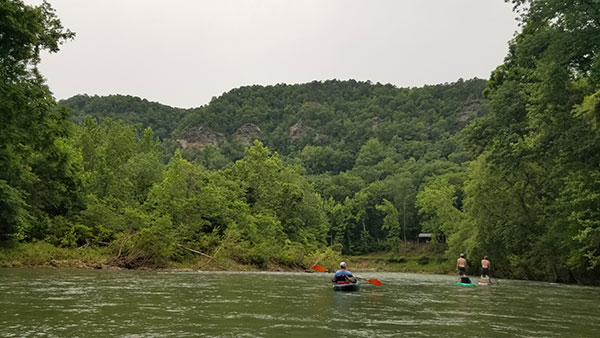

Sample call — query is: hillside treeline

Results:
[1,0,599,284]
[60,68,488,258]
[61,84,487,258]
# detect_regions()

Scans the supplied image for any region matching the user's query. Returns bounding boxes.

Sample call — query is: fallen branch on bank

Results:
[177,244,225,269]
[177,244,214,259]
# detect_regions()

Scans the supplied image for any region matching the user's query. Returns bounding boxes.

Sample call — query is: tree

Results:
[376,199,402,252]
[0,0,80,240]
[417,174,465,243]
[228,141,328,245]
[458,0,600,282]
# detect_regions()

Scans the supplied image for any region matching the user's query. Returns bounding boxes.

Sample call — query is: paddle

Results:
[491,271,499,285]
[311,265,382,286]
[311,264,328,272]
[356,275,383,286]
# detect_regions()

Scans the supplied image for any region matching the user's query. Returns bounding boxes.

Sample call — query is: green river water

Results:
[0,268,598,337]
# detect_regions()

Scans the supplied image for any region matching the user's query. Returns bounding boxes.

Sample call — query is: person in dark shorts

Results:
[456,253,467,282]
[481,256,491,278]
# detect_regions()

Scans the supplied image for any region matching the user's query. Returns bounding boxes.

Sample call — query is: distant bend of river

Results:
[0,268,599,337]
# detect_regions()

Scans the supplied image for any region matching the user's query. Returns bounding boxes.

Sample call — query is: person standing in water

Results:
[332,262,357,284]
[481,256,491,279]
[456,253,467,282]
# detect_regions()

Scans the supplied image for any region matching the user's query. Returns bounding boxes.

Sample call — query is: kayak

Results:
[455,281,474,287]
[478,280,491,286]
[333,281,360,291]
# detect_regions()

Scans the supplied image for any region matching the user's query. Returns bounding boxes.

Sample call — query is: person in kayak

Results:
[456,253,467,282]
[332,262,357,284]
[481,256,491,279]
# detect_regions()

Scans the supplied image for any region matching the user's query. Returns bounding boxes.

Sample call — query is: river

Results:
[0,268,598,337]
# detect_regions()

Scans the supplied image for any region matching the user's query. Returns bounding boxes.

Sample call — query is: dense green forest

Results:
[60,78,487,258]
[1,0,599,284]
[63,94,189,141]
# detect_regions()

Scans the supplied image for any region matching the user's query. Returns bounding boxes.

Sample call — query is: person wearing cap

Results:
[332,262,357,284]
[456,253,467,282]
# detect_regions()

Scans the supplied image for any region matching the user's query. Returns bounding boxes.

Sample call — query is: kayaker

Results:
[332,262,357,284]
[481,256,491,279]
[456,253,467,282]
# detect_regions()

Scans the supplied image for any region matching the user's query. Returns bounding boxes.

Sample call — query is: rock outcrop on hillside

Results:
[234,123,261,145]
[289,121,314,140]
[371,116,382,129]
[176,126,225,149]
[455,100,482,123]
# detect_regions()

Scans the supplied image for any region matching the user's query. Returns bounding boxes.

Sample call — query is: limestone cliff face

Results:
[176,124,262,149]
[371,116,382,129]
[455,100,482,123]
[289,121,313,140]
[234,123,261,145]
[176,126,225,149]
[177,120,327,150]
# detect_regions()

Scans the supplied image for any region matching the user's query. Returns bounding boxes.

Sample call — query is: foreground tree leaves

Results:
[447,0,600,283]
[0,0,80,240]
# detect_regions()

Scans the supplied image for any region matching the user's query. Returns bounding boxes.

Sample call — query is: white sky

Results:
[31,0,519,108]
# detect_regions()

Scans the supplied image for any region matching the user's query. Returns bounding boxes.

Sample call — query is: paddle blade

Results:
[367,278,382,286]
[311,265,328,272]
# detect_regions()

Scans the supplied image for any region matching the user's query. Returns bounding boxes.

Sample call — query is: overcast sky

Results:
[31,0,519,108]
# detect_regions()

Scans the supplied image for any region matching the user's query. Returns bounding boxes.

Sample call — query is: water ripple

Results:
[0,269,599,337]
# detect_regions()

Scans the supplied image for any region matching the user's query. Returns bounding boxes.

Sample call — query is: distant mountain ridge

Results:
[61,78,487,165]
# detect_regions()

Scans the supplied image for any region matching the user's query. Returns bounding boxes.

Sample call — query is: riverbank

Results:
[0,241,454,274]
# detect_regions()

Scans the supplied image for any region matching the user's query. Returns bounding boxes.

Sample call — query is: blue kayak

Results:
[333,281,360,291]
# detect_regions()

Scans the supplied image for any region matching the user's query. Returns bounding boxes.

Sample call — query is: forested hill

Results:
[60,94,189,140]
[54,78,488,261]
[178,79,486,156]
[62,78,488,172]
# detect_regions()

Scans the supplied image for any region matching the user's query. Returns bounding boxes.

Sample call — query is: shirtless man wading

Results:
[456,253,467,282]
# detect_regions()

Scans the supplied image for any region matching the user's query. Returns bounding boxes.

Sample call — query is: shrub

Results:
[47,216,94,248]
[113,216,176,268]
[388,257,407,263]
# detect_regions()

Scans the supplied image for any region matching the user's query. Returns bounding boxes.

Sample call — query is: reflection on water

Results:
[0,269,599,337]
